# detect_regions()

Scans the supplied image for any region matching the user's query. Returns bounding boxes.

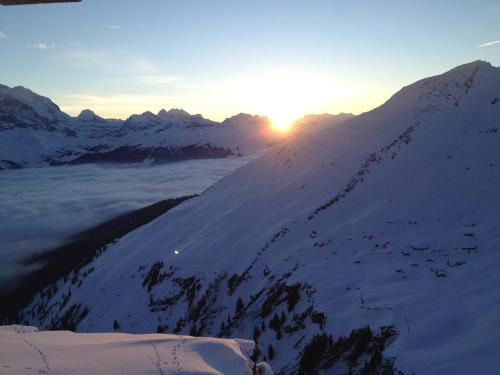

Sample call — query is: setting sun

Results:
[219,70,371,134]
[269,112,296,133]
[271,119,293,133]
[223,70,354,134]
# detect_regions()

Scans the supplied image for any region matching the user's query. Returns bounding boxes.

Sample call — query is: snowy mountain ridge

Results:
[12,61,500,374]
[0,84,70,124]
[0,84,354,169]
[76,109,107,123]
[0,85,353,170]
[0,90,256,169]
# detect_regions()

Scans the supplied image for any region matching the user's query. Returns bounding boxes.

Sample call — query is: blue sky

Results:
[0,0,499,121]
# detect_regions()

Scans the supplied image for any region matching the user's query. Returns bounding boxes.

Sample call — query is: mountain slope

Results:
[17,61,500,374]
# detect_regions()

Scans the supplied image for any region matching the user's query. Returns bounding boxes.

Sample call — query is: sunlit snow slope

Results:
[19,61,500,374]
[0,325,273,374]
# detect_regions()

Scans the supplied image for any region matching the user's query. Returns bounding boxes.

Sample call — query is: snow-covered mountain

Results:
[0,325,274,374]
[15,61,500,374]
[0,86,285,169]
[293,113,355,134]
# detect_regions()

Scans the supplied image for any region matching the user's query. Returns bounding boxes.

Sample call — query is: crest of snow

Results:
[0,326,273,375]
[77,109,106,123]
[0,85,68,122]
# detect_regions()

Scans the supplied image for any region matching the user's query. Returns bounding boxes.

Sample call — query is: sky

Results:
[0,0,499,121]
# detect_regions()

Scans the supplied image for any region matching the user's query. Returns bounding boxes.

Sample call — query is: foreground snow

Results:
[0,325,272,374]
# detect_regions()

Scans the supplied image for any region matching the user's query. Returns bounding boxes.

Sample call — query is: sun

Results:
[226,70,348,134]
[271,120,292,133]
[270,112,296,133]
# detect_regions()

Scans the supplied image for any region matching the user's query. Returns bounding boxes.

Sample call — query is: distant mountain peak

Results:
[124,111,160,127]
[0,84,66,122]
[227,113,262,120]
[223,113,270,127]
[156,108,217,128]
[77,109,105,123]
[157,108,201,122]
[158,108,191,117]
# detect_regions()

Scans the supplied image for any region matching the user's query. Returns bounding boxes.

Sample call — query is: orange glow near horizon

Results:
[270,113,296,133]
[56,71,386,123]
[229,71,345,134]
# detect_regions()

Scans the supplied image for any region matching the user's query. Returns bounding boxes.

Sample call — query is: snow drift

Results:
[0,325,273,374]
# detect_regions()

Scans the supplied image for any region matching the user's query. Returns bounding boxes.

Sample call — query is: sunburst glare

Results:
[225,71,355,134]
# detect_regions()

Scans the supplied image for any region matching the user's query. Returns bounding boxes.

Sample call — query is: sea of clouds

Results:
[0,158,253,285]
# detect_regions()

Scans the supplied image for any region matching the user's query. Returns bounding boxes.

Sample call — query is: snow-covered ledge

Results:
[0,326,273,374]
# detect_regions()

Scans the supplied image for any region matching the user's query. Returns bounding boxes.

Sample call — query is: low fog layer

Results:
[0,158,253,284]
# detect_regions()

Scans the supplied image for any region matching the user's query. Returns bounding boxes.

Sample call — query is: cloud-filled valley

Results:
[0,158,253,285]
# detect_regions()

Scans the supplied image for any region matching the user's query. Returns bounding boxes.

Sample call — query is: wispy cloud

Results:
[477,40,500,48]
[107,24,122,30]
[34,42,55,49]
[62,49,155,73]
[0,31,7,39]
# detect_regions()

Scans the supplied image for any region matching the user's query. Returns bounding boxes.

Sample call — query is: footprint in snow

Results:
[10,336,50,374]
[152,343,166,375]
